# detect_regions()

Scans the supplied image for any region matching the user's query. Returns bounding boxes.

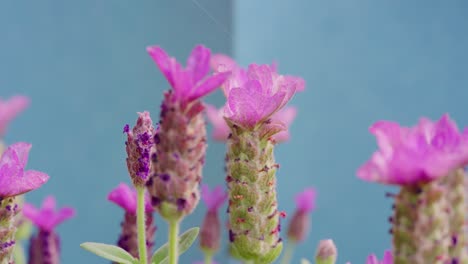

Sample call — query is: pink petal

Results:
[10,142,32,169]
[366,254,379,264]
[381,250,393,264]
[23,196,75,231]
[295,188,316,213]
[284,76,305,92]
[0,96,30,136]
[186,45,211,83]
[147,46,176,87]
[41,196,56,211]
[210,53,237,72]
[201,184,227,211]
[189,71,231,102]
[247,64,273,94]
[205,104,230,141]
[108,183,137,214]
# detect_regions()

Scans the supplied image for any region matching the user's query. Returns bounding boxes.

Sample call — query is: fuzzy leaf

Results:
[151,227,199,264]
[80,242,138,264]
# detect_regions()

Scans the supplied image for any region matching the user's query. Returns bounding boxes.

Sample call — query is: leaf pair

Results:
[80,227,199,264]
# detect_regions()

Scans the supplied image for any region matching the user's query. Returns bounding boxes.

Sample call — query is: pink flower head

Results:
[0,142,49,198]
[366,250,393,264]
[206,104,297,143]
[210,54,305,96]
[23,196,75,232]
[107,183,152,214]
[147,45,231,104]
[201,184,227,212]
[0,95,30,137]
[295,188,317,213]
[357,114,468,185]
[223,64,301,129]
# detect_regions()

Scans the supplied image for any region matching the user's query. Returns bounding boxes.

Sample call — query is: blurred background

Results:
[1,0,468,263]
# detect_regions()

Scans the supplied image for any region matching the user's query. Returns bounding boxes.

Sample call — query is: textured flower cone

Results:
[200,210,221,253]
[441,169,468,264]
[0,197,19,264]
[28,230,59,264]
[226,125,282,264]
[115,212,156,262]
[148,91,206,220]
[392,182,451,264]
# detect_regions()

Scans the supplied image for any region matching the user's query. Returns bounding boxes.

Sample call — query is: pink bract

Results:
[0,95,30,137]
[366,250,393,264]
[0,142,49,198]
[107,183,152,214]
[201,184,227,212]
[295,187,316,213]
[357,114,468,185]
[23,195,75,232]
[147,45,230,104]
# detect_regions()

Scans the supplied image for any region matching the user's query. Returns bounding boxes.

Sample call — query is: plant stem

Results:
[13,243,26,264]
[280,242,295,264]
[204,251,213,264]
[136,187,148,264]
[168,219,180,264]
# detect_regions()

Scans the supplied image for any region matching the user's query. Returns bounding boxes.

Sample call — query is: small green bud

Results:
[315,239,337,264]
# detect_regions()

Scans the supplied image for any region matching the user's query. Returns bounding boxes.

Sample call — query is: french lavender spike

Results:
[0,143,49,263]
[357,114,468,264]
[223,64,303,263]
[315,239,337,264]
[23,196,75,264]
[107,183,156,261]
[124,111,156,188]
[145,45,230,220]
[199,184,227,261]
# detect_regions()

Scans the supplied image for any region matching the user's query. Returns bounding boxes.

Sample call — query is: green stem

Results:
[136,187,148,264]
[280,242,295,264]
[204,251,213,264]
[13,243,26,264]
[168,219,180,264]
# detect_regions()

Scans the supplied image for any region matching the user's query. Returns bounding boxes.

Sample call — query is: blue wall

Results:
[0,1,232,263]
[235,0,468,263]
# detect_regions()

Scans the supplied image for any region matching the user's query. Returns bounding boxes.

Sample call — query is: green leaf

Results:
[301,258,312,264]
[80,242,138,264]
[151,227,199,264]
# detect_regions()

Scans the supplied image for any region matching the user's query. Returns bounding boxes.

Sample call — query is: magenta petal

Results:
[366,254,379,264]
[147,46,176,87]
[295,188,316,213]
[247,64,273,93]
[11,142,32,169]
[381,250,393,264]
[186,45,211,83]
[108,183,138,214]
[0,95,30,136]
[23,195,75,231]
[189,71,231,102]
[226,86,261,128]
[201,184,227,212]
[210,54,237,72]
[205,104,230,141]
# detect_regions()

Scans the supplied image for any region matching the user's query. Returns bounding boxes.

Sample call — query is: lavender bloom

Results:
[358,114,468,264]
[199,184,227,253]
[0,143,49,264]
[287,188,316,242]
[124,111,156,187]
[23,196,75,264]
[107,183,156,260]
[146,45,229,220]
[0,95,29,137]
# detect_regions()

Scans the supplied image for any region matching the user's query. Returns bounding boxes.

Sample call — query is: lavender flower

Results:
[124,111,156,187]
[107,183,156,261]
[287,188,316,242]
[0,143,49,263]
[146,45,229,220]
[0,95,29,137]
[358,114,468,264]
[199,184,227,253]
[23,196,75,264]
[224,64,302,263]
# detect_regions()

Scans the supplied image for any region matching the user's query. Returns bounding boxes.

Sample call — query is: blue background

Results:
[1,1,468,263]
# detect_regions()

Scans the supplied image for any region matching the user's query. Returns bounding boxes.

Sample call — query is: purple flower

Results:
[223,64,300,129]
[201,184,227,212]
[366,250,393,264]
[205,104,297,143]
[125,111,156,187]
[23,196,75,232]
[107,183,153,214]
[357,114,468,185]
[0,142,49,198]
[0,95,29,137]
[295,188,317,213]
[147,45,230,104]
